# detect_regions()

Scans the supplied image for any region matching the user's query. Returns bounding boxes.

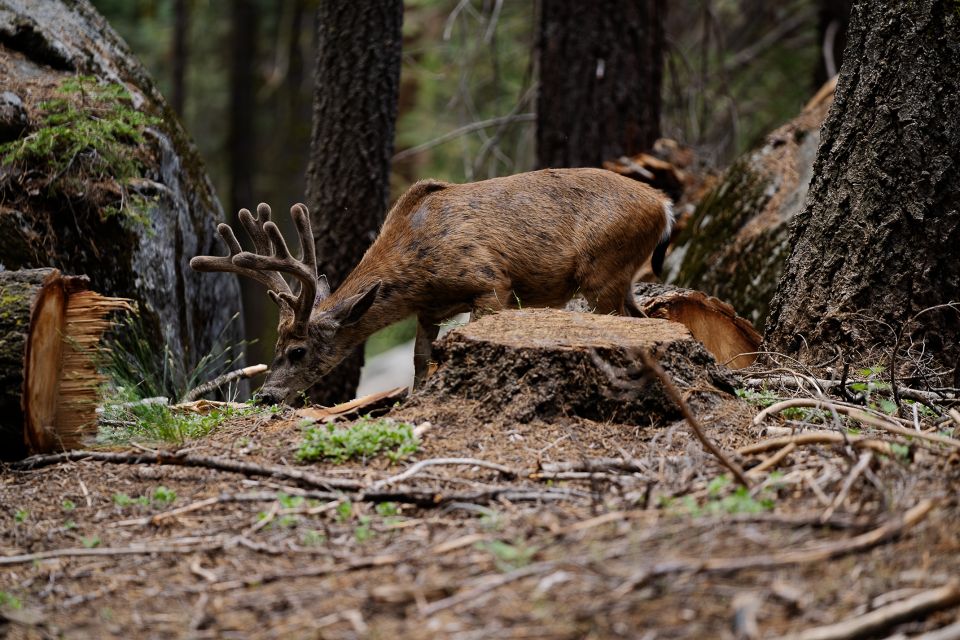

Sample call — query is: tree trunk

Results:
[764,0,960,380]
[171,0,188,116]
[304,0,403,405]
[0,269,131,460]
[0,0,244,387]
[536,0,666,168]
[814,0,851,87]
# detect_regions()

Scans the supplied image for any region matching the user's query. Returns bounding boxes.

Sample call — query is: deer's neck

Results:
[324,271,415,349]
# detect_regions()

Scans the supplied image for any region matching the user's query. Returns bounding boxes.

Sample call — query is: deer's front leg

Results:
[413,317,440,389]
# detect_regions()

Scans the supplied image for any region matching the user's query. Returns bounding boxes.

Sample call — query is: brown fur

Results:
[211,168,671,403]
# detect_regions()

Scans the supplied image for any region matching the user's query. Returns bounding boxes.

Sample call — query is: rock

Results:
[0,0,243,378]
[418,308,735,424]
[0,91,27,142]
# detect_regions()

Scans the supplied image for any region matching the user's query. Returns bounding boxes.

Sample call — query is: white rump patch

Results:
[661,199,676,242]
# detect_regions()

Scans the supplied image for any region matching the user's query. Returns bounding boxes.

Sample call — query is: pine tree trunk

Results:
[764,0,960,380]
[304,0,402,404]
[536,0,665,169]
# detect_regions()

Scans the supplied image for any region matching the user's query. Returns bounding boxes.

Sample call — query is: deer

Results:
[191,168,674,405]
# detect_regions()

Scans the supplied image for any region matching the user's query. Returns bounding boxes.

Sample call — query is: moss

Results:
[0,76,161,227]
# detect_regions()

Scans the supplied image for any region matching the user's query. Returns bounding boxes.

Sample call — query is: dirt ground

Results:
[2,350,960,639]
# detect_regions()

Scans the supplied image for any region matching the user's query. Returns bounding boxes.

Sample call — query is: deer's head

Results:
[190,203,379,405]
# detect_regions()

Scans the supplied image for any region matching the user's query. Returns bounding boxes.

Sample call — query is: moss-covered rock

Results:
[0,0,242,375]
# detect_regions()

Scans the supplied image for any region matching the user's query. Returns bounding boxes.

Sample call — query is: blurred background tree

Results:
[92,0,839,384]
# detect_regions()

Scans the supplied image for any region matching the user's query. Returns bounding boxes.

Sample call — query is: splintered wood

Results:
[53,289,133,450]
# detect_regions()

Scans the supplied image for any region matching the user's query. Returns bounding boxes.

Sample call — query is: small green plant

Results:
[275,515,299,529]
[375,502,400,517]
[478,539,539,572]
[301,530,326,546]
[113,493,134,507]
[668,476,777,517]
[354,516,374,542]
[0,76,162,224]
[63,520,77,530]
[152,486,176,504]
[336,501,353,523]
[297,416,419,464]
[82,536,101,549]
[14,509,28,523]
[277,493,305,509]
[0,592,23,610]
[61,499,77,511]
[736,388,781,407]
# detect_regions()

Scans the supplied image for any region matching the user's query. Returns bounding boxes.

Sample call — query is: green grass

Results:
[297,416,419,464]
[478,539,539,572]
[98,399,263,445]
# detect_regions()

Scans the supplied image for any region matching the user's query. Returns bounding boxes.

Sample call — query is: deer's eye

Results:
[288,347,307,362]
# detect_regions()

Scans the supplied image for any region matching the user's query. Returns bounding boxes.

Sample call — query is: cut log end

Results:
[1,269,132,459]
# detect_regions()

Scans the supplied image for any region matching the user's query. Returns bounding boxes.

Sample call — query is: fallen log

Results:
[0,268,130,459]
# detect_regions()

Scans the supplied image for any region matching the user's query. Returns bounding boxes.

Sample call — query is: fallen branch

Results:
[368,457,518,491]
[746,443,796,476]
[743,374,956,406]
[180,364,268,403]
[11,450,363,490]
[614,500,934,594]
[590,349,750,488]
[0,538,225,565]
[636,350,752,488]
[820,452,873,522]
[755,399,960,449]
[782,581,960,640]
[738,433,894,457]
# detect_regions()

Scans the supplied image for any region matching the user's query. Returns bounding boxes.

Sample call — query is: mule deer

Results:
[191,168,673,405]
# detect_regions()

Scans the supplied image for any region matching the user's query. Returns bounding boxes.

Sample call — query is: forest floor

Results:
[2,346,960,639]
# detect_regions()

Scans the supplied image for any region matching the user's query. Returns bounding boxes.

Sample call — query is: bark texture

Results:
[0,0,243,377]
[536,0,665,168]
[304,0,402,404]
[0,269,50,460]
[765,0,960,375]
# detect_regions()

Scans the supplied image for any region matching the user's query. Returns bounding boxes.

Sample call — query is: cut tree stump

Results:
[567,283,761,369]
[0,268,131,460]
[419,308,735,424]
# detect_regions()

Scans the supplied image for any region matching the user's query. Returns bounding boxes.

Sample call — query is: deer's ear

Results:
[332,281,381,327]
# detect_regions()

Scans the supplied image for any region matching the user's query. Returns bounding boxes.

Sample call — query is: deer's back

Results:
[356,168,668,312]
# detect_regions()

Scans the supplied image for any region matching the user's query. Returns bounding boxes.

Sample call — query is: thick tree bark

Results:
[765,0,960,379]
[171,0,188,116]
[536,0,665,168]
[304,0,402,405]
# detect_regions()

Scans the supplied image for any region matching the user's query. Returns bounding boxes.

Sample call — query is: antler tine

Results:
[291,203,330,301]
[239,205,272,256]
[233,218,318,328]
[190,223,292,296]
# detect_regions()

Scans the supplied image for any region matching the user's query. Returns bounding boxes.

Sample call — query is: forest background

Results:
[91,0,835,368]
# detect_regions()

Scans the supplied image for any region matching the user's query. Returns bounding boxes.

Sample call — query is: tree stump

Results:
[0,268,130,460]
[419,308,734,424]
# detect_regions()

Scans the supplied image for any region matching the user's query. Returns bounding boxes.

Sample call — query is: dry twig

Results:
[781,581,960,640]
